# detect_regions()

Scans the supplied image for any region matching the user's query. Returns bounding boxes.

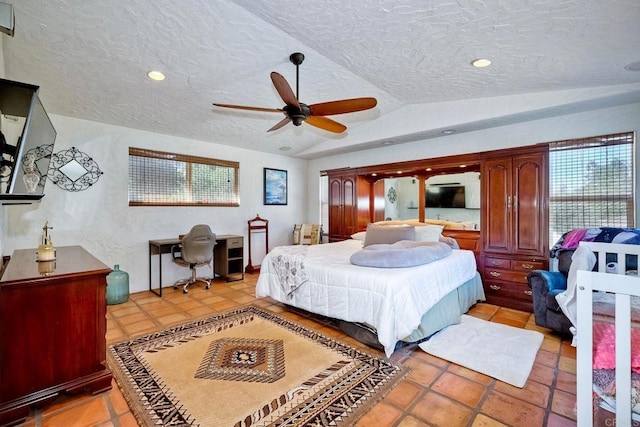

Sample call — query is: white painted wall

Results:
[2,116,308,293]
[307,102,640,226]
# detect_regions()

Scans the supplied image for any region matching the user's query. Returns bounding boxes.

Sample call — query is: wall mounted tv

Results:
[426,185,466,208]
[0,78,57,204]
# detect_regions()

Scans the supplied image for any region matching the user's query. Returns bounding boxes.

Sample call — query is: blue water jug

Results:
[106,264,129,305]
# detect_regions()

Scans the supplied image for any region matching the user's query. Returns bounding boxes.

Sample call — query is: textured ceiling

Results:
[2,0,640,159]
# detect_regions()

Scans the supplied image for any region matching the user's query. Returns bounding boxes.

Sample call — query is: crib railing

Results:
[576,240,640,427]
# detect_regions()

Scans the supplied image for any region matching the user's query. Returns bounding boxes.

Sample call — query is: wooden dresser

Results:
[0,246,113,426]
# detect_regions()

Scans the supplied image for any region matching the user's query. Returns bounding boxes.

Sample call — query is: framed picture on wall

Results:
[263,168,288,205]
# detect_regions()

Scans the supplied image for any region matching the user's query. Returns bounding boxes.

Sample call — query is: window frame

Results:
[128,147,240,207]
[548,131,635,246]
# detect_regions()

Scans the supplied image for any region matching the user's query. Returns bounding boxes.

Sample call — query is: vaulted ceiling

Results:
[2,1,640,159]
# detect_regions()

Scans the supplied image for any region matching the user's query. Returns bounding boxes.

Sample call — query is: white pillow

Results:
[415,225,444,242]
[363,224,416,247]
[350,231,367,241]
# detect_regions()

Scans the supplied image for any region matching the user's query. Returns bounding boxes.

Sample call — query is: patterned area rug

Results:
[108,305,406,426]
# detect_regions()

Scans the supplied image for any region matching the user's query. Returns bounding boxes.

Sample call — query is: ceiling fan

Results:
[212,52,377,133]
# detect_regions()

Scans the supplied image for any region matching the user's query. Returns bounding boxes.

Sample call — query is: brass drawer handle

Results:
[521,263,534,269]
[490,285,501,290]
[489,271,501,277]
[524,290,533,296]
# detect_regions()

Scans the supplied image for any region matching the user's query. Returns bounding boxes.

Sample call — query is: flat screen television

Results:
[0,78,57,204]
[426,185,466,208]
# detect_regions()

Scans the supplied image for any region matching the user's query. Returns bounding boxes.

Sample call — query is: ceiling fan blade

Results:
[309,97,377,116]
[305,116,347,133]
[270,72,300,109]
[212,103,283,113]
[267,117,291,132]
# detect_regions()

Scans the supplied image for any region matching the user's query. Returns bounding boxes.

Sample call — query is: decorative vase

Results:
[22,152,40,193]
[106,264,129,305]
[23,167,39,193]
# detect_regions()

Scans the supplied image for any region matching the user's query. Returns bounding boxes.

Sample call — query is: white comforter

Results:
[255,239,477,357]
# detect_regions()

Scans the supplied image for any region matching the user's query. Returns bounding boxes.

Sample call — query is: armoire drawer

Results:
[484,257,511,269]
[484,281,533,301]
[483,268,530,284]
[511,260,545,272]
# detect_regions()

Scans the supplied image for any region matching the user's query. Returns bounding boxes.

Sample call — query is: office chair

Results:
[171,224,216,293]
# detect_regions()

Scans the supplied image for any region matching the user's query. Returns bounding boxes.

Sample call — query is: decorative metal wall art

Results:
[387,186,397,203]
[47,146,103,192]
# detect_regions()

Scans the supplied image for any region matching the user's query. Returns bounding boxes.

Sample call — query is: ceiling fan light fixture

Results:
[211,52,377,134]
[147,70,166,81]
[471,58,492,68]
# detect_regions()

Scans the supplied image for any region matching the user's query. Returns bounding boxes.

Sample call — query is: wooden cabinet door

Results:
[513,153,547,257]
[328,175,344,241]
[483,158,512,253]
[328,172,359,240]
[341,174,357,237]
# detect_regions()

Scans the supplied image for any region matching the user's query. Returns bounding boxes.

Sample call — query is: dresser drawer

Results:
[484,257,511,269]
[484,281,533,301]
[511,260,545,272]
[483,268,530,284]
[226,237,243,248]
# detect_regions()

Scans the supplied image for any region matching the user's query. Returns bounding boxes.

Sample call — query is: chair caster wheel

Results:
[205,284,211,290]
[183,289,188,294]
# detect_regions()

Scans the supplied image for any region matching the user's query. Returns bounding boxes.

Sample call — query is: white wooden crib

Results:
[576,241,640,427]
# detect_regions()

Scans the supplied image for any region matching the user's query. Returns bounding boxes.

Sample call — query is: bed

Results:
[255,232,484,358]
[575,241,640,426]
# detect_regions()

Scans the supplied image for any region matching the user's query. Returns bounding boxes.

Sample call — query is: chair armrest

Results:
[527,270,567,295]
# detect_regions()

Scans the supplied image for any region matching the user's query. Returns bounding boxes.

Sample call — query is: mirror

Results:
[382,177,419,220]
[59,159,88,182]
[48,147,103,192]
[379,171,481,229]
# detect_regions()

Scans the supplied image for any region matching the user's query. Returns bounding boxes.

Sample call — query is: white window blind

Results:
[128,148,239,207]
[548,132,635,246]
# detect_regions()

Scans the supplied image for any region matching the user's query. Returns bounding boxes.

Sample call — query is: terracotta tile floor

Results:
[16,274,579,427]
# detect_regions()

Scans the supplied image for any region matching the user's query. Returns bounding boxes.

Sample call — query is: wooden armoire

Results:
[327,170,371,242]
[480,146,549,312]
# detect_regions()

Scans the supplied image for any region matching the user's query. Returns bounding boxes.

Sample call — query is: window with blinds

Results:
[128,148,239,207]
[548,132,635,246]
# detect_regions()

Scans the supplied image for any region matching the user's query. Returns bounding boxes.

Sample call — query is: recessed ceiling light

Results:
[425,168,432,171]
[382,141,394,146]
[279,146,291,151]
[471,58,492,68]
[147,71,166,81]
[441,129,456,135]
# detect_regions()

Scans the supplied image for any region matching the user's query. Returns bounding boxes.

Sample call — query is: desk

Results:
[149,234,244,297]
